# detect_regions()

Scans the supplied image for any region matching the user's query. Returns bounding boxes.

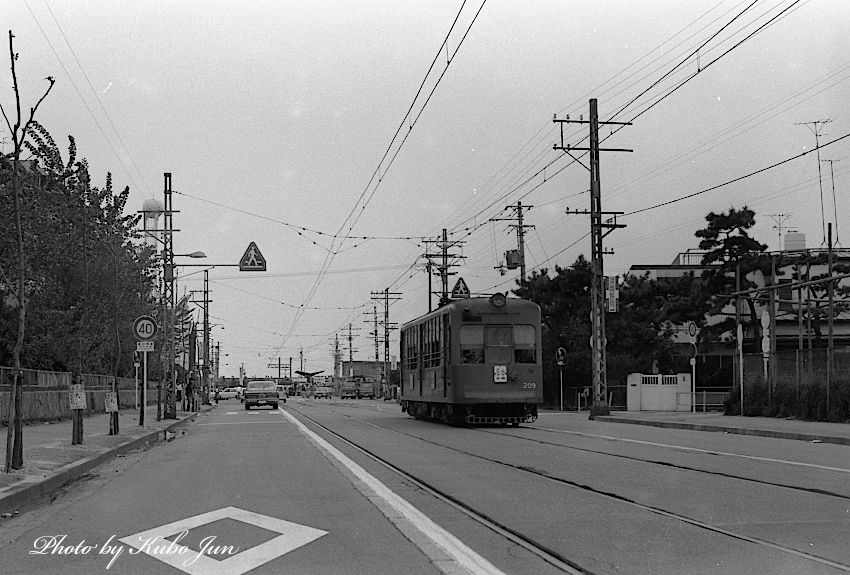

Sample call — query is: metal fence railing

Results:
[677,388,732,412]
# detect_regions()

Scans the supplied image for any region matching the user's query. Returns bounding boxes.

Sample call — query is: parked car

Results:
[275,384,290,399]
[216,387,240,400]
[313,386,333,399]
[340,381,358,399]
[357,385,375,399]
[244,380,279,410]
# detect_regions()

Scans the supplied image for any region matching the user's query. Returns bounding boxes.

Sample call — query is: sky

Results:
[3,0,849,378]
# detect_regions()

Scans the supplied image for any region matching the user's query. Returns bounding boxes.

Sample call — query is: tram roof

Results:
[401,296,539,329]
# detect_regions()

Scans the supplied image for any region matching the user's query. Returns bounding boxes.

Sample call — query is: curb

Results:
[0,410,205,514]
[595,416,850,446]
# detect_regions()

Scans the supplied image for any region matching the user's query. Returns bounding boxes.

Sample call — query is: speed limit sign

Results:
[133,315,158,341]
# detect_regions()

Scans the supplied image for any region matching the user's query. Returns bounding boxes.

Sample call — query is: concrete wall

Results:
[0,389,157,424]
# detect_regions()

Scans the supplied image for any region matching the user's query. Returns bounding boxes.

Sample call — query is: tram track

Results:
[287,403,589,575]
[291,401,850,573]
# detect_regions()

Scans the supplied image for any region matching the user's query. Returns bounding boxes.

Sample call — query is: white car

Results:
[216,387,240,400]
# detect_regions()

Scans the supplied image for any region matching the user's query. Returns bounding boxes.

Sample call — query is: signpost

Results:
[556,347,566,411]
[134,315,158,427]
[69,383,86,444]
[688,322,698,412]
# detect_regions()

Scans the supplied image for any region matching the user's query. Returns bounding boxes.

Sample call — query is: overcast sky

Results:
[4,0,848,378]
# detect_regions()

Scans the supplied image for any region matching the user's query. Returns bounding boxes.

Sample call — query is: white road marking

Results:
[226,412,238,415]
[198,421,285,426]
[534,426,850,474]
[120,506,327,575]
[281,408,506,575]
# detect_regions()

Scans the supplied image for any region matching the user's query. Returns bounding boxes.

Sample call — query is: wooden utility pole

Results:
[554,99,630,418]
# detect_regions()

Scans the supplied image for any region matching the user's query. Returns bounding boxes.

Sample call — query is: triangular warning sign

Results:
[451,277,470,299]
[239,242,267,271]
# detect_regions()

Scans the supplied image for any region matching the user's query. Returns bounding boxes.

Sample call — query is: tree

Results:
[1,31,54,471]
[513,256,593,407]
[695,206,769,347]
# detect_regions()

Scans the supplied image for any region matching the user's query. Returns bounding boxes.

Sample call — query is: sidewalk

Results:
[595,411,850,446]
[0,404,213,514]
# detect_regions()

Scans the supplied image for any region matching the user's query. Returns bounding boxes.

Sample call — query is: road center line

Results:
[281,408,507,575]
[198,421,286,425]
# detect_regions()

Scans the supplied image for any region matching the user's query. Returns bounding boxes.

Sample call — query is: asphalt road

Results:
[289,398,850,575]
[2,399,849,574]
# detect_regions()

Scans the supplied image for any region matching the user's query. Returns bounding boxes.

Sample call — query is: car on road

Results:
[244,380,279,410]
[215,387,240,400]
[357,385,375,399]
[313,386,333,399]
[275,384,290,399]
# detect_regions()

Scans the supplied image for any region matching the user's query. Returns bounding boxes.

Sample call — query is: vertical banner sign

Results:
[606,276,619,313]
[69,384,87,410]
[105,391,119,413]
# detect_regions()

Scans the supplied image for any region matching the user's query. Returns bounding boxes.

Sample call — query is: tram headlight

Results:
[489,292,506,308]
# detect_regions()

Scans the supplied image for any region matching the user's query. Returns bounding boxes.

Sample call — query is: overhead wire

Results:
[21,0,153,196]
[280,0,488,352]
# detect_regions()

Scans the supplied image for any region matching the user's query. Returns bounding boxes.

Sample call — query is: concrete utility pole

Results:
[796,119,832,244]
[554,99,630,418]
[333,334,341,378]
[371,289,401,396]
[491,202,534,284]
[821,158,841,246]
[364,305,381,380]
[424,229,465,308]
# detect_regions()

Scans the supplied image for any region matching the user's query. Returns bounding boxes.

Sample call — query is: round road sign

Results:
[133,315,158,341]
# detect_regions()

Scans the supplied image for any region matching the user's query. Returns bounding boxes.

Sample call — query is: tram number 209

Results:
[522,382,537,389]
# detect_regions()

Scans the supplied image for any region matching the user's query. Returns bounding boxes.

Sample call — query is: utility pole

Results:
[364,305,382,388]
[162,173,177,420]
[424,229,465,308]
[491,202,534,284]
[796,119,832,244]
[267,357,286,382]
[554,100,630,418]
[334,334,341,378]
[372,289,401,397]
[202,270,210,405]
[821,159,841,246]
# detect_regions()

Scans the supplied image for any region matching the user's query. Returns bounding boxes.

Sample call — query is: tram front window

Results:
[485,326,512,364]
[513,325,537,364]
[460,325,484,364]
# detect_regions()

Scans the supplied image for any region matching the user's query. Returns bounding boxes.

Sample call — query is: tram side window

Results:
[460,325,484,364]
[513,324,536,364]
[485,326,513,364]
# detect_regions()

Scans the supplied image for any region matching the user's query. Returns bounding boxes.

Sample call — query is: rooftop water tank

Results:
[784,232,806,251]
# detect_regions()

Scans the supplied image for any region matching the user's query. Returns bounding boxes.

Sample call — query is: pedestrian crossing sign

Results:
[239,242,267,271]
[451,277,470,299]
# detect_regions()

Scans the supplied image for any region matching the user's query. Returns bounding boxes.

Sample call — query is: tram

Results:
[399,293,542,425]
